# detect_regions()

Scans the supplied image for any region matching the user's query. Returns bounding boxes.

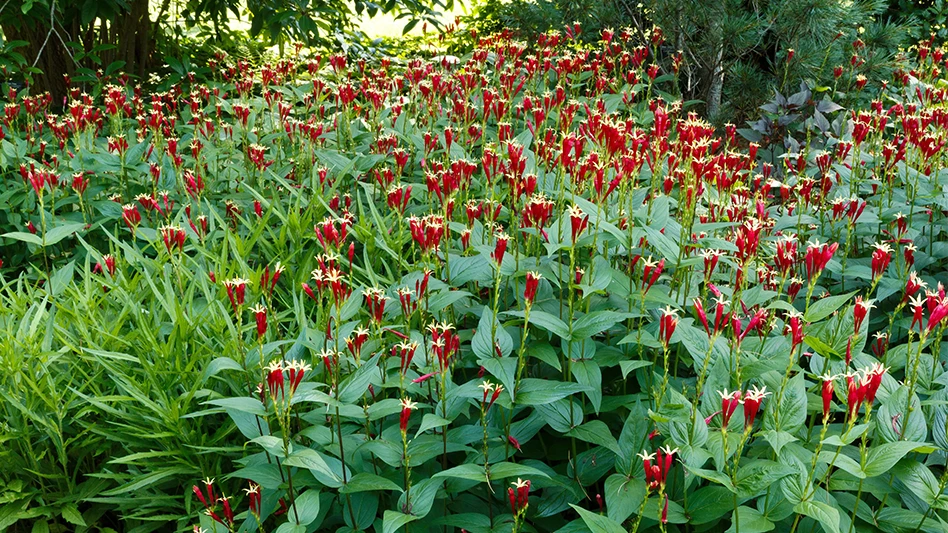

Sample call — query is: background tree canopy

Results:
[0,0,453,99]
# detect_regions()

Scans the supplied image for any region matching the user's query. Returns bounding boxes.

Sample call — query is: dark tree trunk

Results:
[2,0,153,102]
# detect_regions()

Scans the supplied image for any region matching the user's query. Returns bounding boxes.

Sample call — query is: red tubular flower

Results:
[266,361,285,400]
[903,272,926,304]
[693,298,710,337]
[862,363,887,405]
[286,360,310,394]
[659,307,679,347]
[852,297,874,334]
[399,398,418,434]
[701,249,722,280]
[251,304,267,338]
[846,372,865,421]
[363,287,388,324]
[804,240,838,283]
[412,372,436,383]
[192,484,209,508]
[509,478,531,515]
[568,204,589,242]
[784,311,804,353]
[220,495,234,525]
[910,295,926,331]
[870,243,892,279]
[121,204,141,231]
[508,435,521,451]
[224,278,249,315]
[928,298,948,332]
[244,483,261,517]
[719,390,742,427]
[741,385,770,428]
[821,375,835,419]
[524,272,541,305]
[641,257,664,294]
[394,341,418,375]
[713,296,730,336]
[103,254,117,276]
[640,446,677,490]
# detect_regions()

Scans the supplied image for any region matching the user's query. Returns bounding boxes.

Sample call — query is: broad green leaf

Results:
[804,291,857,323]
[604,474,646,524]
[686,486,733,525]
[571,311,629,341]
[471,306,514,359]
[570,504,626,533]
[415,414,452,437]
[44,222,86,246]
[505,309,569,339]
[516,379,589,405]
[793,501,840,533]
[572,359,602,413]
[567,420,621,455]
[341,473,402,493]
[726,506,774,533]
[338,352,381,404]
[862,441,927,478]
[480,357,518,403]
[204,397,267,417]
[382,511,417,533]
[288,489,321,526]
[284,448,343,488]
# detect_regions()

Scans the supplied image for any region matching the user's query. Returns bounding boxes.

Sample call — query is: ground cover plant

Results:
[1,25,948,533]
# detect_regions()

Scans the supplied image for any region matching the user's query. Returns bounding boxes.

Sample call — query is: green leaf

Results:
[60,504,86,527]
[571,311,629,341]
[203,397,267,417]
[506,309,569,339]
[572,359,602,413]
[489,462,551,480]
[686,486,734,525]
[804,291,857,322]
[338,352,381,404]
[471,306,513,359]
[685,466,736,492]
[288,489,321,526]
[726,506,774,533]
[760,430,797,455]
[619,360,651,379]
[735,460,794,498]
[793,501,840,533]
[432,464,486,482]
[763,372,807,433]
[433,462,550,483]
[341,473,402,493]
[567,420,621,455]
[862,441,927,478]
[479,357,517,403]
[570,504,626,533]
[894,461,943,507]
[382,510,418,533]
[44,222,86,246]
[2,231,43,246]
[415,414,452,437]
[283,448,343,488]
[515,379,589,405]
[604,474,646,524]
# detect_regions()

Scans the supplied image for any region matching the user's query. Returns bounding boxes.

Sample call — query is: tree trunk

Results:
[706,22,725,120]
[1,18,73,102]
[1,0,152,102]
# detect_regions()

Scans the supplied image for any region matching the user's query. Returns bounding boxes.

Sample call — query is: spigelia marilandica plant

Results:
[0,25,948,533]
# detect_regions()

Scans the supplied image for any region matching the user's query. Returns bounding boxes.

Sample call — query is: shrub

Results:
[1,27,948,533]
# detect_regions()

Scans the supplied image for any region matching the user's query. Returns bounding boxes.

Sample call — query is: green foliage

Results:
[1,24,948,533]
